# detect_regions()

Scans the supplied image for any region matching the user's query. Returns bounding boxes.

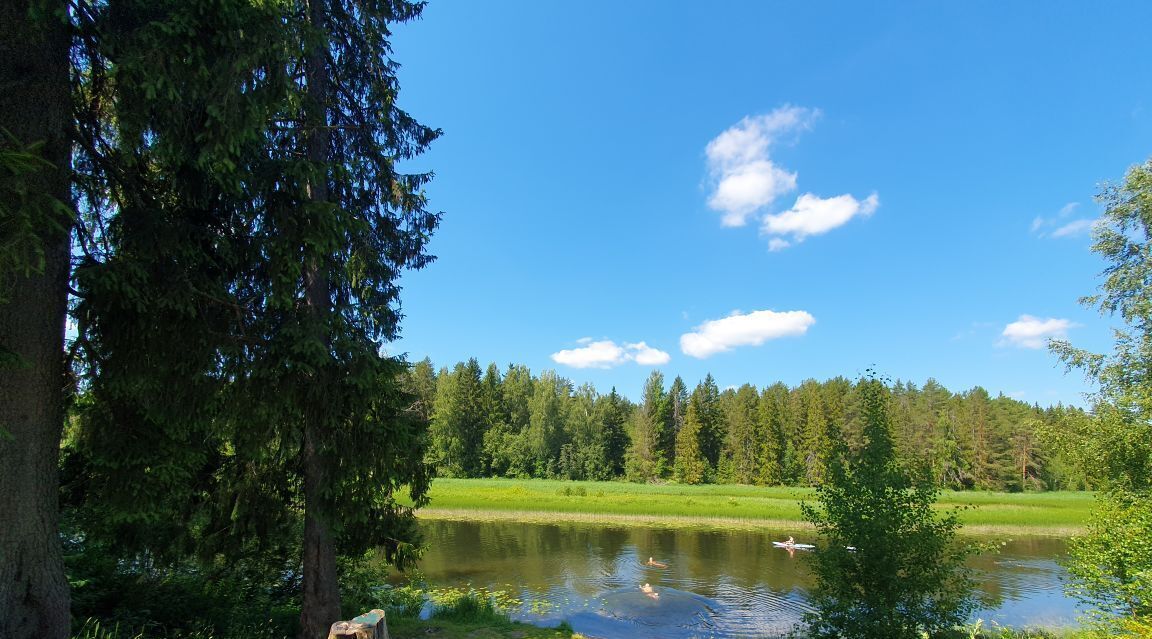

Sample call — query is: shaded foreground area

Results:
[415,478,1094,535]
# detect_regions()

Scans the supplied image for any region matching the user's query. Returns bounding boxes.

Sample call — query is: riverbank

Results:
[417,478,1094,536]
[388,617,581,639]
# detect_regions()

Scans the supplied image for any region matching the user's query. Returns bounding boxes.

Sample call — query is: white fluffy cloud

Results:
[1000,315,1076,349]
[761,192,879,250]
[551,339,671,369]
[709,161,798,226]
[680,309,815,359]
[1031,202,1098,239]
[705,107,818,227]
[704,107,878,247]
[626,342,672,365]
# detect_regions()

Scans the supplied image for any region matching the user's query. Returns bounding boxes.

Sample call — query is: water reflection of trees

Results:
[407,521,1070,624]
[414,521,824,592]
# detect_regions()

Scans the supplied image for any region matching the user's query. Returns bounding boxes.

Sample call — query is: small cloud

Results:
[1032,202,1097,238]
[1051,219,1098,238]
[761,192,878,249]
[767,238,792,252]
[551,339,670,369]
[1000,315,1077,349]
[704,106,819,227]
[1058,202,1080,217]
[681,309,815,359]
[551,340,626,368]
[626,341,672,366]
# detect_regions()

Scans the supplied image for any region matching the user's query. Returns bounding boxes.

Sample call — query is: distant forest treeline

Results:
[407,358,1093,491]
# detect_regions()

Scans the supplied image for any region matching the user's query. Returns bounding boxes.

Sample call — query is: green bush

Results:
[801,377,976,639]
[1066,489,1152,635]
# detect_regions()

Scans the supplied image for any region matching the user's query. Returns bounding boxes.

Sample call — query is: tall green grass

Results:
[427,589,509,624]
[416,478,1094,534]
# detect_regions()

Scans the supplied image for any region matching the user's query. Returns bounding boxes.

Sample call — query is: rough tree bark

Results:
[0,2,74,639]
[299,0,342,637]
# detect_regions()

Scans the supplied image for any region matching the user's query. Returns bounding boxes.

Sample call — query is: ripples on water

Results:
[400,520,1081,638]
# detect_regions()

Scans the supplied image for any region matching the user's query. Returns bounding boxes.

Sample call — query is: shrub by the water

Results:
[801,377,976,639]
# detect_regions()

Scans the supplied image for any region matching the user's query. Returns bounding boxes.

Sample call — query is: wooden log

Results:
[327,608,389,639]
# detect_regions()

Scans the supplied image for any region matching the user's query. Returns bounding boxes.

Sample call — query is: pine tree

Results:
[962,387,996,489]
[722,384,760,484]
[478,362,506,475]
[673,395,707,484]
[757,383,792,485]
[561,383,598,479]
[798,380,829,484]
[430,360,485,477]
[626,371,668,481]
[486,364,534,477]
[695,374,724,473]
[596,388,631,477]
[665,375,688,473]
[405,358,439,423]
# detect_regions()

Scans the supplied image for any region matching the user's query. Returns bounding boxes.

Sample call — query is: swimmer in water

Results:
[646,557,667,568]
[640,583,659,599]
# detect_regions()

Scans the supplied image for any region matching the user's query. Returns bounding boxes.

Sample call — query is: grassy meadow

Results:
[416,478,1095,536]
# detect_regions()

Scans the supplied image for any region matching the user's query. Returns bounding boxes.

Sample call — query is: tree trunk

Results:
[298,0,341,637]
[300,424,341,639]
[0,2,73,639]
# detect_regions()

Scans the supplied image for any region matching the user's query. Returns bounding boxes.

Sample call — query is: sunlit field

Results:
[415,478,1094,535]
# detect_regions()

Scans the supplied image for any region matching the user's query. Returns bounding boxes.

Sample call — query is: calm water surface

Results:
[404,519,1082,638]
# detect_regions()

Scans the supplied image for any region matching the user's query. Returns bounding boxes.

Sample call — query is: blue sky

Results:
[388,1,1152,406]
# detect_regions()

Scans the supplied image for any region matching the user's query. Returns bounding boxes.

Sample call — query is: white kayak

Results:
[773,541,815,549]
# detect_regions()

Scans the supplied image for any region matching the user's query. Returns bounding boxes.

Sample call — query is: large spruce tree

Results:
[69,1,440,637]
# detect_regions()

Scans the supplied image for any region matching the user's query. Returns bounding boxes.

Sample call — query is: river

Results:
[401,519,1084,638]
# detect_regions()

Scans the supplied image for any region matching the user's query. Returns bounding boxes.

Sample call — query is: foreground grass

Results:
[417,478,1094,535]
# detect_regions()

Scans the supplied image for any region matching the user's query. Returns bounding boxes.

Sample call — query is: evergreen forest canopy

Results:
[415,359,1094,491]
